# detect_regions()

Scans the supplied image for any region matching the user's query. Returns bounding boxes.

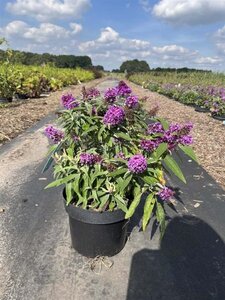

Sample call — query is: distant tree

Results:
[94,65,104,71]
[119,59,150,73]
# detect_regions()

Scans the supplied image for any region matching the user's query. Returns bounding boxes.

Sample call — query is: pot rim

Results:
[63,189,127,225]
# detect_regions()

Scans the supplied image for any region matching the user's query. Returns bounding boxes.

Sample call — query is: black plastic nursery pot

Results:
[212,114,225,121]
[63,190,129,258]
[195,106,210,113]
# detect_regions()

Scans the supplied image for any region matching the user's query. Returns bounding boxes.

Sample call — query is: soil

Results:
[127,80,225,190]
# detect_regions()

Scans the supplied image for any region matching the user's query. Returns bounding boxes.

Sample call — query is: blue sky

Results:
[0,0,225,71]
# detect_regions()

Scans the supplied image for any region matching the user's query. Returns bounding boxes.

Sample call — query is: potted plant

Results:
[43,81,196,258]
[210,98,225,121]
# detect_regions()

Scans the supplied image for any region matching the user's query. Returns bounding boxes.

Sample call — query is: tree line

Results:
[0,49,104,70]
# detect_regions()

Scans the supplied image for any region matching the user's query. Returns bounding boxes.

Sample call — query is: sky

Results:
[0,0,225,71]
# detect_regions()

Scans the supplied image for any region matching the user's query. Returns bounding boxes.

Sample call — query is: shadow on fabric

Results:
[126,215,225,300]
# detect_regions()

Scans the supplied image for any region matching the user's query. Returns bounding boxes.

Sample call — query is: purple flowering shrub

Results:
[44,81,197,235]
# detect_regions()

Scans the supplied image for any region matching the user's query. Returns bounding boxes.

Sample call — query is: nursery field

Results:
[129,71,225,120]
[0,77,105,145]
[126,79,225,189]
[0,64,96,101]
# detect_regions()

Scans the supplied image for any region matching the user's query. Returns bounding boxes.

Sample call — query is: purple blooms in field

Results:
[44,125,64,143]
[158,186,174,201]
[61,93,79,109]
[87,88,100,99]
[80,153,102,165]
[103,105,125,126]
[125,95,139,108]
[104,88,118,103]
[116,81,132,97]
[128,154,147,174]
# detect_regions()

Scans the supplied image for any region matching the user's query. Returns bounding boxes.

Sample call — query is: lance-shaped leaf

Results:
[163,154,186,183]
[179,145,198,162]
[125,186,142,219]
[142,194,156,230]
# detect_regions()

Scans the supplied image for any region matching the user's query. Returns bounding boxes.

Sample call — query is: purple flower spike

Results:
[125,95,138,108]
[158,186,174,201]
[104,88,118,103]
[128,154,147,174]
[80,153,102,165]
[147,122,164,135]
[44,125,64,144]
[61,94,79,109]
[116,81,132,96]
[179,135,193,145]
[103,105,125,126]
[140,139,157,152]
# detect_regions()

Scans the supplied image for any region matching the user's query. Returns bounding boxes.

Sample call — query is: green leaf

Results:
[125,186,142,219]
[45,173,78,189]
[154,143,168,160]
[42,143,61,173]
[156,118,169,130]
[115,132,132,141]
[142,194,156,230]
[66,182,72,205]
[156,202,166,238]
[108,168,127,177]
[163,155,186,183]
[179,145,198,162]
[98,125,105,141]
[120,174,132,193]
[142,175,158,185]
[115,195,128,212]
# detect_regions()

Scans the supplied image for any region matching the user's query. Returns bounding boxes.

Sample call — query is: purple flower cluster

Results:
[116,81,132,97]
[44,125,64,143]
[125,95,138,108]
[146,122,193,150]
[87,88,100,99]
[61,94,79,109]
[158,186,174,201]
[147,122,164,134]
[103,105,125,126]
[128,154,147,174]
[140,139,157,152]
[104,88,118,103]
[80,153,102,165]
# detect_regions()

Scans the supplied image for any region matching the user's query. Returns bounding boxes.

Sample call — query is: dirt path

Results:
[127,80,225,190]
[0,78,105,145]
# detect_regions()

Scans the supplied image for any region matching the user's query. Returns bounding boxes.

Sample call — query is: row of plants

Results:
[129,72,225,120]
[0,49,98,101]
[43,81,197,257]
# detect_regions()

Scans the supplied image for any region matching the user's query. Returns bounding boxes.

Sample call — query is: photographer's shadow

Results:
[126,215,225,300]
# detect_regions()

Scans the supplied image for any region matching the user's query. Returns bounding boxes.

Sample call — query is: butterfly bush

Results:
[44,80,196,235]
[103,105,125,125]
[61,94,79,109]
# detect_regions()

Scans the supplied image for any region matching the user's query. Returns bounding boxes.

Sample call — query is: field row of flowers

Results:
[129,72,225,119]
[0,63,97,101]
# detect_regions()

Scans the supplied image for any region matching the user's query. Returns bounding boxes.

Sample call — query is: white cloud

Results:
[153,0,225,25]
[6,0,91,21]
[0,20,81,43]
[213,25,225,56]
[70,23,82,34]
[194,56,223,64]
